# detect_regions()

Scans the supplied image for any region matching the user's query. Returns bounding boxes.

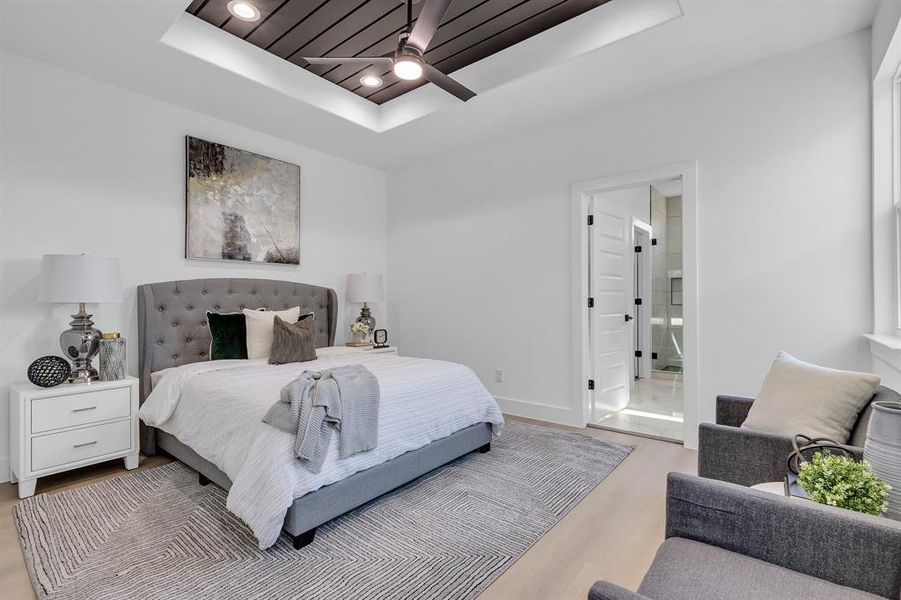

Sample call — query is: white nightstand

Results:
[9,376,140,499]
[365,346,398,356]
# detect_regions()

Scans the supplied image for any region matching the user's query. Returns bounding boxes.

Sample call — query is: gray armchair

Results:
[697,385,900,487]
[589,473,901,599]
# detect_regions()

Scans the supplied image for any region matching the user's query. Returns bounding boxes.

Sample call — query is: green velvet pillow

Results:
[207,311,248,360]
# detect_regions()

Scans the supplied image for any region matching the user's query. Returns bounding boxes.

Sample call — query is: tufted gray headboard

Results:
[137,278,337,453]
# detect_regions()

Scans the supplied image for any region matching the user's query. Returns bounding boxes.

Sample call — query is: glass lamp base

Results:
[60,303,102,384]
[356,302,376,332]
[69,367,100,384]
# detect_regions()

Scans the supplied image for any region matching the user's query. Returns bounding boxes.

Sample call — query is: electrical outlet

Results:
[494,369,504,383]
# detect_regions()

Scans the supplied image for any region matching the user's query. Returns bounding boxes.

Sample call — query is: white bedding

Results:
[139,349,504,549]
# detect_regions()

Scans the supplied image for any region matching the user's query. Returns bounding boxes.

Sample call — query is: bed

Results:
[137,278,503,550]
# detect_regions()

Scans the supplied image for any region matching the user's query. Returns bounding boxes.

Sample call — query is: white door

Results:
[589,195,633,422]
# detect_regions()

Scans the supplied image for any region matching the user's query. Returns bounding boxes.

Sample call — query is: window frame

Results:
[893,66,901,332]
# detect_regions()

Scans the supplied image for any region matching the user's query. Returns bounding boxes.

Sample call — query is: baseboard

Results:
[494,396,583,428]
[0,457,10,484]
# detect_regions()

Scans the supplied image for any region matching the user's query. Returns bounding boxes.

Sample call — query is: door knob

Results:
[624,314,633,322]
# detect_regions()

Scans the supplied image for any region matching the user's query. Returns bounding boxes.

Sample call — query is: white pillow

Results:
[741,352,880,443]
[243,307,301,359]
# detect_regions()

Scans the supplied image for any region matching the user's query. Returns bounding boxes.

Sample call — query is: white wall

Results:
[387,31,873,445]
[872,0,901,78]
[0,51,388,480]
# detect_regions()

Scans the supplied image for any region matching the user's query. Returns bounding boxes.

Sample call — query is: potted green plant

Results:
[798,452,891,516]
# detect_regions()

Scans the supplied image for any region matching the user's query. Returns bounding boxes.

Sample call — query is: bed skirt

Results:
[156,422,493,538]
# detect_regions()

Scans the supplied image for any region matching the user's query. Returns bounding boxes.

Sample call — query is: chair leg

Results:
[478,443,491,453]
[292,528,317,549]
[198,472,211,486]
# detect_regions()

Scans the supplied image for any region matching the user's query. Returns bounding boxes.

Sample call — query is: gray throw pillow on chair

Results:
[741,351,880,443]
[268,315,317,364]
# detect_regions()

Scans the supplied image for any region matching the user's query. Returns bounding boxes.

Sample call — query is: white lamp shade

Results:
[346,273,384,303]
[38,254,123,303]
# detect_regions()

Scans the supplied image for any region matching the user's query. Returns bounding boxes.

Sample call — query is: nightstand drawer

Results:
[31,420,132,472]
[31,387,131,433]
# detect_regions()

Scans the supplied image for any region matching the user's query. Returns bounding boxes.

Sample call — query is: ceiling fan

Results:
[302,0,476,102]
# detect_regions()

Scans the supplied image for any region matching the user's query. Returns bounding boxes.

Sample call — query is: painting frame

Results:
[184,135,301,266]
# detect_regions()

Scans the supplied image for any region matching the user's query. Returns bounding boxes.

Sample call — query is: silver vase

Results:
[99,334,127,382]
[863,401,901,520]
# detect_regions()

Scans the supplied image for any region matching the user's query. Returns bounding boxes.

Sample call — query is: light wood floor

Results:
[0,416,696,600]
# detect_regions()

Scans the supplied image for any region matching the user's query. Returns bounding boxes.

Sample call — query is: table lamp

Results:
[38,254,122,383]
[346,272,384,332]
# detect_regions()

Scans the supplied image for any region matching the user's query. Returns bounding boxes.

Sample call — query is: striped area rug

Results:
[16,421,632,599]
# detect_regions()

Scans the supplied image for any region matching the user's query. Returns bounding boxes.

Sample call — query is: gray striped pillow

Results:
[268,315,318,364]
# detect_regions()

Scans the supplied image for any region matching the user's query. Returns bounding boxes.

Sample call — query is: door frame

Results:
[631,218,653,384]
[571,160,699,448]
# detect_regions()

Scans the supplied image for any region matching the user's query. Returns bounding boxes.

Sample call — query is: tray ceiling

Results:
[186,0,610,104]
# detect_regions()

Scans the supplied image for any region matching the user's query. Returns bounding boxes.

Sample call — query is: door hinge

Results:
[587,297,594,308]
[634,298,643,305]
[652,352,658,360]
[634,245,642,253]
[651,238,658,246]
[587,215,594,226]
[635,350,643,358]
[588,379,595,390]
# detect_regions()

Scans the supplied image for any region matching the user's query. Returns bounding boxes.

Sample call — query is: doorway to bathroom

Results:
[577,174,689,443]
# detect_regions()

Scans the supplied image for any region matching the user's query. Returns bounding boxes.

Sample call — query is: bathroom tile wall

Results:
[651,190,684,371]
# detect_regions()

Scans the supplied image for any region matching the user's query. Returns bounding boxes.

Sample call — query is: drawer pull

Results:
[73,440,98,448]
[72,406,97,413]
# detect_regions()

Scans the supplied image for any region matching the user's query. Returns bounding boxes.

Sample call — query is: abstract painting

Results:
[186,136,300,264]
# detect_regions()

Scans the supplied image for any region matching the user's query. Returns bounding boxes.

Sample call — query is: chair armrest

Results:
[715,394,754,427]
[699,419,865,487]
[697,422,795,486]
[665,472,901,598]
[846,445,864,461]
[588,581,651,600]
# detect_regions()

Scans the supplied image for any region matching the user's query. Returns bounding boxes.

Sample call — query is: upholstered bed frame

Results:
[137,278,491,549]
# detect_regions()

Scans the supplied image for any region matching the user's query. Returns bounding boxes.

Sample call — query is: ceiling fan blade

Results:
[301,56,394,66]
[423,63,475,102]
[407,0,452,53]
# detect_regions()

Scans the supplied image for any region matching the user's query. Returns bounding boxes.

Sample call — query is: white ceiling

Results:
[0,0,878,171]
[162,0,682,133]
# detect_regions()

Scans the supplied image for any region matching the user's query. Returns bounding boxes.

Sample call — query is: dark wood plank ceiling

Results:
[186,0,610,104]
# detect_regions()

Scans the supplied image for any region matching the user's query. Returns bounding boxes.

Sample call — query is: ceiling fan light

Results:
[227,0,261,21]
[360,75,383,88]
[393,56,423,81]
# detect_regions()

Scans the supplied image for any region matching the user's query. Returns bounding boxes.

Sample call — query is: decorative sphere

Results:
[27,356,71,388]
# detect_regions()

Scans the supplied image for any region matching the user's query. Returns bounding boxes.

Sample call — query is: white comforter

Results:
[139,348,505,549]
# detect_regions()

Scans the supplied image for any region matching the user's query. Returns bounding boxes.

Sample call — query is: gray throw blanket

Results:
[262,364,379,474]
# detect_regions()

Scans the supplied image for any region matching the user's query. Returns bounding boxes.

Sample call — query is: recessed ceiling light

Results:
[393,56,423,81]
[360,74,383,88]
[227,0,261,22]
